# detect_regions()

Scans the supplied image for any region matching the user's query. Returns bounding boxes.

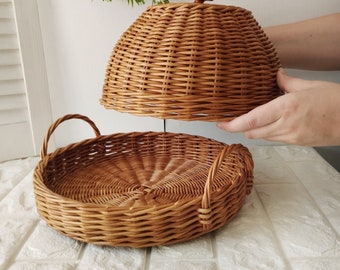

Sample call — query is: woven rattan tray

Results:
[34,114,253,247]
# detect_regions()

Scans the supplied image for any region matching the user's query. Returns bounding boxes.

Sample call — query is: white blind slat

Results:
[0,123,35,161]
[0,107,28,124]
[0,79,25,95]
[0,35,19,49]
[0,18,16,34]
[0,64,23,80]
[0,3,13,19]
[0,49,21,65]
[0,93,27,111]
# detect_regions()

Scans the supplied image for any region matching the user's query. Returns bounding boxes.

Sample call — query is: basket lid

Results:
[101,1,281,121]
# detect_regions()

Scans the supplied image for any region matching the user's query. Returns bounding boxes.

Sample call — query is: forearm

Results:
[264,13,340,70]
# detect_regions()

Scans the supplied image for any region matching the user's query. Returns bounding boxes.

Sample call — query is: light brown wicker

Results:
[33,114,253,248]
[101,2,281,122]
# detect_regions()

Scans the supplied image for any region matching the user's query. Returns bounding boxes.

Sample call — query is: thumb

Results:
[277,68,314,93]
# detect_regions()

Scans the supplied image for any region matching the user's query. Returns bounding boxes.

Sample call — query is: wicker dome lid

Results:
[101,2,281,121]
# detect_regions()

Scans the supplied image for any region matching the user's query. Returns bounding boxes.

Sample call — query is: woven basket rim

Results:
[145,2,250,10]
[33,114,254,247]
[35,130,247,208]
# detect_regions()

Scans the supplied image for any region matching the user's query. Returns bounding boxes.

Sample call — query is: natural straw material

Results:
[34,114,254,247]
[101,3,281,121]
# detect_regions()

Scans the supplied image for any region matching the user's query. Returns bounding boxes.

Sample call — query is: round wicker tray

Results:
[101,3,281,121]
[34,114,253,247]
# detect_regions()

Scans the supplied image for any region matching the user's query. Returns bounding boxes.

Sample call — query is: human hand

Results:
[217,69,340,146]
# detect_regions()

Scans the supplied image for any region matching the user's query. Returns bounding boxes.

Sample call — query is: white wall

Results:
[37,0,163,148]
[37,0,340,147]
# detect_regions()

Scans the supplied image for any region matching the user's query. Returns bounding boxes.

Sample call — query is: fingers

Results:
[218,69,340,146]
[244,122,290,142]
[217,97,283,133]
[217,70,297,134]
[217,70,320,141]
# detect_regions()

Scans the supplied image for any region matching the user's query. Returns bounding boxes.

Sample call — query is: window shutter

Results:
[0,0,35,161]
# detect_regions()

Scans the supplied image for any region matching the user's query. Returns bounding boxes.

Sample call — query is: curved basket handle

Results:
[198,144,241,229]
[40,114,101,159]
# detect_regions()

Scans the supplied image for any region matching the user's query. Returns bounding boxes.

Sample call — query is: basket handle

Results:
[199,144,240,229]
[40,114,101,159]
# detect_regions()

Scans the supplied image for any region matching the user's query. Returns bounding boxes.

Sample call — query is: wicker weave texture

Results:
[101,3,281,121]
[34,114,254,247]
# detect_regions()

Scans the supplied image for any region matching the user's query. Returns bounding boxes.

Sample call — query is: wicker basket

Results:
[33,114,253,247]
[101,2,281,121]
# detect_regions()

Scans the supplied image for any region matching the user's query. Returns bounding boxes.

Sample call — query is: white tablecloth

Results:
[0,145,339,270]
